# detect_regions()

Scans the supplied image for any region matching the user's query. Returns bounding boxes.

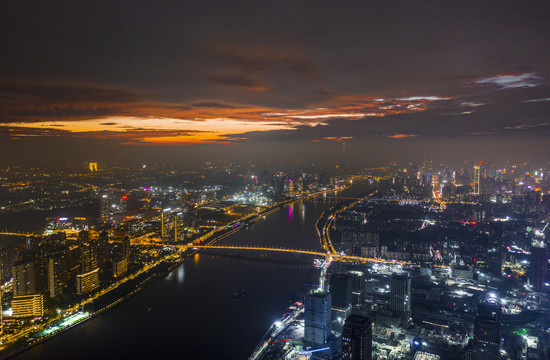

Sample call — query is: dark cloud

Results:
[210,46,319,80]
[0,0,549,164]
[0,83,196,123]
[208,74,268,92]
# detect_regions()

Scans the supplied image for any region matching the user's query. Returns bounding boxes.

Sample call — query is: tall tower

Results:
[474,165,481,195]
[100,194,110,220]
[161,210,166,238]
[98,231,109,271]
[304,290,332,348]
[172,212,178,242]
[330,273,352,321]
[48,253,67,299]
[348,271,365,306]
[531,239,547,291]
[472,300,501,360]
[80,242,99,273]
[342,314,373,360]
[390,272,411,320]
[122,236,131,257]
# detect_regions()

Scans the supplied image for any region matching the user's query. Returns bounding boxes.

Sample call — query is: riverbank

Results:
[0,186,349,359]
[247,185,377,360]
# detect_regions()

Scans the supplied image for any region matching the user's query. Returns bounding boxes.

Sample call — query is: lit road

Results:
[248,305,303,360]
[0,232,37,236]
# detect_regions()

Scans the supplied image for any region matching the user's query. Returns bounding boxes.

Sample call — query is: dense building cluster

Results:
[257,161,550,360]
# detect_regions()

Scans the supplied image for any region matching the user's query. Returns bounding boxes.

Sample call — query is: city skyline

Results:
[1,2,550,359]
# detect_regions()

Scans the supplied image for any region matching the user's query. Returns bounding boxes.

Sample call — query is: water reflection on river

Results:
[14,183,369,360]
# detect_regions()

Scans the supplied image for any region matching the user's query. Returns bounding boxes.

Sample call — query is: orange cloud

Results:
[1,82,447,145]
[387,134,418,138]
[321,136,354,142]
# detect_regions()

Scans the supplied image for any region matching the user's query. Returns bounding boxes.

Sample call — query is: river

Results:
[13,182,370,360]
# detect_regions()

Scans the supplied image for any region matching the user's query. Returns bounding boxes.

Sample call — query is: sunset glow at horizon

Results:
[2,96,445,144]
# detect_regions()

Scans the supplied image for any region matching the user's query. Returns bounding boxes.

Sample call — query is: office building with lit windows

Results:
[342,314,372,360]
[76,268,99,294]
[11,294,44,318]
[531,240,547,292]
[304,290,332,348]
[390,272,411,322]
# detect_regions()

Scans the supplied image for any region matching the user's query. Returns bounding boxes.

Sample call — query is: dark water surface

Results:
[14,183,369,360]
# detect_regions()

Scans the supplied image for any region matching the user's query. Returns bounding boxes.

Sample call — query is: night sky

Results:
[1,1,550,166]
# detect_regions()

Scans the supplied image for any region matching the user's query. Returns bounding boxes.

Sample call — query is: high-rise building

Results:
[48,253,67,299]
[100,193,127,221]
[76,268,99,294]
[112,256,129,278]
[77,239,100,294]
[330,273,352,321]
[98,231,110,270]
[100,194,110,220]
[80,242,99,273]
[390,272,411,319]
[77,230,90,245]
[161,210,165,238]
[348,271,365,306]
[31,244,50,293]
[89,162,98,172]
[12,260,36,296]
[65,244,81,281]
[342,315,373,360]
[472,300,501,360]
[122,236,131,257]
[172,212,177,242]
[473,165,481,195]
[304,290,332,348]
[531,240,547,292]
[11,294,44,318]
[0,247,17,283]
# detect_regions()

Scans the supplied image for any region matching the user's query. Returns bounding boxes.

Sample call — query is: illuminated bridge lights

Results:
[178,244,419,265]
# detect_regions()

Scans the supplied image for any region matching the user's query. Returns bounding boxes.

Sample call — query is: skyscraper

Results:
[98,231,110,270]
[531,239,547,292]
[330,273,352,320]
[472,300,501,360]
[122,235,131,257]
[48,253,67,299]
[390,272,411,321]
[100,194,110,220]
[77,241,100,294]
[473,165,481,195]
[12,260,36,296]
[304,290,332,348]
[172,212,178,242]
[0,247,16,283]
[348,271,365,306]
[77,230,90,245]
[342,315,373,360]
[80,242,99,273]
